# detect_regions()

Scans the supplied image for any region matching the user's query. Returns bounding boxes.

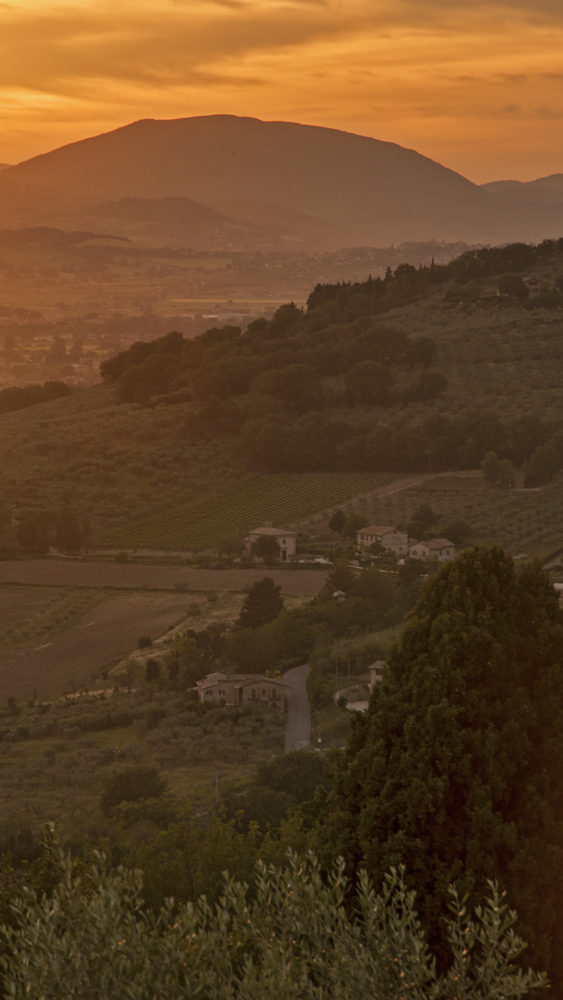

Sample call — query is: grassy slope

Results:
[0,689,287,839]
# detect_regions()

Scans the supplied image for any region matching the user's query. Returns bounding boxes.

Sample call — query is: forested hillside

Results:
[1,236,562,557]
[100,238,563,483]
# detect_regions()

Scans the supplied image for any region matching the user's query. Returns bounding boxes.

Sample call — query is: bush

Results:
[100,765,167,815]
[0,834,547,999]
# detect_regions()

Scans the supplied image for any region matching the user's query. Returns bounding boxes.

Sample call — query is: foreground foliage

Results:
[325,547,563,989]
[0,835,546,1000]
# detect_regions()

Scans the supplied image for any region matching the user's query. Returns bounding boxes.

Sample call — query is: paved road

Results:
[283,663,311,753]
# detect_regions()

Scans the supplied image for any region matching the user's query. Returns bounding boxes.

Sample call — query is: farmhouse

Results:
[246,523,297,562]
[409,538,456,562]
[196,672,286,710]
[356,525,409,557]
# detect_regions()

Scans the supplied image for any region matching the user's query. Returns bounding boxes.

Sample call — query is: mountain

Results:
[481,173,563,224]
[482,173,563,197]
[0,115,562,249]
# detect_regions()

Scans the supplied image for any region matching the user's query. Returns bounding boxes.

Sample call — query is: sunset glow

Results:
[1,0,563,181]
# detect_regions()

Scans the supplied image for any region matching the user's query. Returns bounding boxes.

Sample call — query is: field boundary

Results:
[97,472,408,551]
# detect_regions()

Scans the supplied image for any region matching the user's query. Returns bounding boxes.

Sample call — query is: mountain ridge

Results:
[1,115,562,249]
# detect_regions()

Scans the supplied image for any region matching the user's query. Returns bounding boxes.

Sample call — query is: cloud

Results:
[487,102,563,120]
[0,1,347,94]
[393,0,563,25]
[1,0,563,175]
[2,0,563,99]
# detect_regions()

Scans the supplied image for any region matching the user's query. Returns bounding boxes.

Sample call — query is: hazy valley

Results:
[0,116,562,994]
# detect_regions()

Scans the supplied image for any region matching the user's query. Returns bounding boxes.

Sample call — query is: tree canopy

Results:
[238,577,284,629]
[324,547,563,988]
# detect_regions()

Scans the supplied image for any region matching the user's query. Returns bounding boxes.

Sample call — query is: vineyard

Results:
[366,474,563,561]
[98,472,404,551]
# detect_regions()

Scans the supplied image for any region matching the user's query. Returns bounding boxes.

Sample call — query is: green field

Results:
[99,472,403,550]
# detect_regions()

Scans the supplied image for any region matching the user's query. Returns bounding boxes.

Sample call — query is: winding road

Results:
[283,663,311,753]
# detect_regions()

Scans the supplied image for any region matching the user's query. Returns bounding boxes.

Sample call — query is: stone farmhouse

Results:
[356,525,409,558]
[245,522,297,562]
[409,538,456,562]
[196,672,286,710]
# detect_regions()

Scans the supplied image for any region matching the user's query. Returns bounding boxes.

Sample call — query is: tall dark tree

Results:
[328,509,346,536]
[238,577,284,629]
[324,547,563,988]
[251,534,280,567]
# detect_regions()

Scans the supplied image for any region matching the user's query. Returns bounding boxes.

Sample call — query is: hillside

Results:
[1,238,563,558]
[0,114,550,249]
[482,173,563,202]
[79,195,285,251]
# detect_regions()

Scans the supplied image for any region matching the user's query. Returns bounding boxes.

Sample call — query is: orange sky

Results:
[1,0,563,183]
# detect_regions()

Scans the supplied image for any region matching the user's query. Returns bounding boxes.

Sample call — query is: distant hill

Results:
[482,174,563,212]
[73,195,294,251]
[480,174,563,222]
[482,173,563,196]
[3,114,562,249]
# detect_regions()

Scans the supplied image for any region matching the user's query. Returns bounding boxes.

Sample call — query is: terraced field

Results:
[98,472,404,551]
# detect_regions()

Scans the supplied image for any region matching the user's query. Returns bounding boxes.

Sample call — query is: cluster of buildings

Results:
[355,525,456,563]
[198,525,455,712]
[246,522,456,565]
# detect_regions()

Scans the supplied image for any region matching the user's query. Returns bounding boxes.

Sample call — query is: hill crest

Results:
[0,115,562,248]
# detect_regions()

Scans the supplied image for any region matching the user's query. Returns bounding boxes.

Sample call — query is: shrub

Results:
[0,835,547,999]
[100,765,167,815]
